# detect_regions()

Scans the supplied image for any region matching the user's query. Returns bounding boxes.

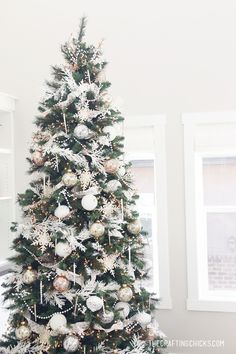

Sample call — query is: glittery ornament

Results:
[15,322,31,340]
[114,302,130,319]
[63,334,80,352]
[89,222,105,239]
[127,220,142,235]
[62,172,77,187]
[53,275,70,293]
[86,296,103,312]
[32,151,45,166]
[74,124,90,139]
[22,267,37,285]
[49,313,67,331]
[105,179,121,192]
[104,159,120,174]
[135,312,152,327]
[55,242,72,258]
[100,311,114,324]
[118,286,133,302]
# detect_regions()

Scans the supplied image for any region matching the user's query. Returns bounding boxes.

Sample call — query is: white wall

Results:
[1,0,236,353]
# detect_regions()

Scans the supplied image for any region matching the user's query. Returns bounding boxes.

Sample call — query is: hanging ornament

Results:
[32,151,45,166]
[54,205,70,219]
[127,220,142,235]
[105,179,122,193]
[86,296,103,312]
[81,194,98,211]
[114,302,130,319]
[53,275,70,293]
[22,266,37,285]
[74,124,90,139]
[103,126,117,141]
[89,222,105,239]
[117,166,126,177]
[55,242,72,258]
[118,286,133,302]
[63,334,80,352]
[49,313,67,331]
[15,321,31,340]
[104,159,120,174]
[99,310,114,324]
[135,312,152,328]
[62,171,77,187]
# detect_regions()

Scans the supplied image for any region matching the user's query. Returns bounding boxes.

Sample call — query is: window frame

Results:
[183,111,236,312]
[125,115,171,310]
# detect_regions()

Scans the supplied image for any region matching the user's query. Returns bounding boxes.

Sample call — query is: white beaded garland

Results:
[86,296,103,312]
[74,124,90,139]
[55,242,72,258]
[54,205,70,219]
[81,194,98,211]
[63,334,80,352]
[49,313,67,332]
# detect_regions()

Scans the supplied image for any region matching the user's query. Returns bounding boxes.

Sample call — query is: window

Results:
[183,111,236,312]
[124,115,171,309]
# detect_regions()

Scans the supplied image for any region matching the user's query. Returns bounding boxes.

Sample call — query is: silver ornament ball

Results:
[49,313,67,332]
[135,312,152,327]
[118,286,133,302]
[74,124,90,139]
[106,179,122,192]
[63,334,80,352]
[100,311,114,324]
[89,222,105,239]
[86,296,104,312]
[62,172,77,187]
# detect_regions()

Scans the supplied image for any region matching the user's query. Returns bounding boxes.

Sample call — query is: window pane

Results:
[203,157,236,205]
[207,212,236,291]
[131,159,159,294]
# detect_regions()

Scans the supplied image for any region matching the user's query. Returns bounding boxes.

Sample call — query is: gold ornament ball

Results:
[22,267,37,285]
[89,222,105,239]
[15,322,31,340]
[32,151,45,166]
[53,275,70,293]
[62,172,77,187]
[118,286,133,302]
[127,220,142,235]
[104,159,120,174]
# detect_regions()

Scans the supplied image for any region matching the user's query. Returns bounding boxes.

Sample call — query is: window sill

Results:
[187,298,236,313]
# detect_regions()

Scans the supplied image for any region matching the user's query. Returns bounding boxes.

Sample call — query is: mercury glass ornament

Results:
[106,179,121,192]
[74,124,90,139]
[115,302,130,319]
[22,266,37,285]
[127,220,142,235]
[54,205,70,219]
[100,310,114,324]
[81,194,98,211]
[63,334,80,352]
[118,286,133,302]
[89,222,105,239]
[53,275,70,293]
[86,296,103,312]
[49,313,67,331]
[15,322,31,340]
[104,159,120,174]
[32,150,45,166]
[62,171,77,187]
[55,242,72,258]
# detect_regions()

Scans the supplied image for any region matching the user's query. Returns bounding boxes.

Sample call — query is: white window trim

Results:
[183,111,236,312]
[125,114,172,310]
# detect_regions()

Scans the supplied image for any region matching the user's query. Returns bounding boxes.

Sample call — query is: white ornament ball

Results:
[86,296,104,312]
[22,267,37,285]
[115,302,130,319]
[55,242,72,258]
[81,194,98,211]
[135,312,152,327]
[53,275,70,293]
[62,172,77,187]
[127,220,142,235]
[103,126,117,141]
[15,323,31,340]
[49,313,67,332]
[106,179,122,193]
[104,159,120,174]
[100,311,114,324]
[89,222,105,239]
[32,151,45,166]
[118,286,133,302]
[118,166,126,177]
[63,334,80,352]
[54,205,70,219]
[74,124,90,139]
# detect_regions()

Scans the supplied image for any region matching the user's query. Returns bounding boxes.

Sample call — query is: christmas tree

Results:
[0,18,166,354]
